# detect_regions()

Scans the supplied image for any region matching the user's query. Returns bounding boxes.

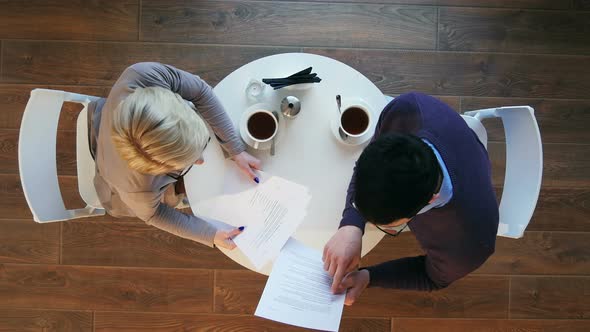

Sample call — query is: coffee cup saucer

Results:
[330,97,373,146]
[239,103,286,151]
[330,117,372,146]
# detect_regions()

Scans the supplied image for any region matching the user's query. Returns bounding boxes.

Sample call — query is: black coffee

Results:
[247,112,276,140]
[341,107,369,135]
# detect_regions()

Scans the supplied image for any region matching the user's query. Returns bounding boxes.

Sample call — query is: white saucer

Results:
[330,98,373,146]
[239,103,286,150]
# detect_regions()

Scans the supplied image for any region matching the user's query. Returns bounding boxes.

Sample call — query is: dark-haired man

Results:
[322,92,499,305]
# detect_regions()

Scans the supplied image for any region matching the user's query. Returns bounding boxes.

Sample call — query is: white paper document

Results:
[255,238,346,332]
[196,161,311,270]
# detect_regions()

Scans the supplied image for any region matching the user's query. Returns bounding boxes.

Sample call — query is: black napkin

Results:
[262,67,322,90]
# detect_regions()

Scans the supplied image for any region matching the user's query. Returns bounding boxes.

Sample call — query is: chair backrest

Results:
[18,89,104,222]
[463,106,543,238]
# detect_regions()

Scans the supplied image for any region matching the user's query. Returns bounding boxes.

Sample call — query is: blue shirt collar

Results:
[417,139,453,215]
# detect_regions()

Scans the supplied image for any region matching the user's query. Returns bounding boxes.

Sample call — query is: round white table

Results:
[186,53,388,275]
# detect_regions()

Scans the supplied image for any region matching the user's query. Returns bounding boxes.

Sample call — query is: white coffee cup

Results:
[339,102,372,138]
[243,109,278,149]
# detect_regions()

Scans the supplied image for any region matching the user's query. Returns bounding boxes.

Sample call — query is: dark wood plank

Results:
[0,173,140,222]
[0,129,77,175]
[362,231,590,276]
[1,41,298,85]
[0,0,138,41]
[573,0,590,10]
[62,221,242,269]
[214,269,266,314]
[0,264,213,312]
[95,311,390,332]
[0,309,92,332]
[0,219,59,264]
[141,1,436,50]
[528,187,590,232]
[461,98,590,144]
[214,270,508,318]
[304,48,590,99]
[439,8,590,54]
[480,232,590,275]
[393,318,590,332]
[0,174,33,220]
[488,142,590,188]
[0,84,110,130]
[344,276,508,318]
[511,276,590,319]
[274,1,571,10]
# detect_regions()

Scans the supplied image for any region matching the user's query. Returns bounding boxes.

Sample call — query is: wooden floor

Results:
[1,0,589,331]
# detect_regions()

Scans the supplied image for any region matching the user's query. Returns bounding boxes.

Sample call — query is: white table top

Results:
[186,53,387,275]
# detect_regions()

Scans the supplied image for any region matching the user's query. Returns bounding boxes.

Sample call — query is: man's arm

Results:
[366,244,495,291]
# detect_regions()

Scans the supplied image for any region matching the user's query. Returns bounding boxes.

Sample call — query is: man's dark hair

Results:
[354,133,441,225]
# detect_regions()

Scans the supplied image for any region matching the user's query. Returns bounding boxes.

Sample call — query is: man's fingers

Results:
[331,265,346,293]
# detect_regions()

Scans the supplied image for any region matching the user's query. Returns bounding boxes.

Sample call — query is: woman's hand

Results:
[233,151,262,183]
[213,227,244,250]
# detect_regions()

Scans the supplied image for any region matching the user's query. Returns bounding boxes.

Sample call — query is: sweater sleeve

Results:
[129,62,245,156]
[365,243,494,291]
[121,190,217,247]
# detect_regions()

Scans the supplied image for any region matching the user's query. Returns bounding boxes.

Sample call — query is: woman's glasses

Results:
[167,136,211,180]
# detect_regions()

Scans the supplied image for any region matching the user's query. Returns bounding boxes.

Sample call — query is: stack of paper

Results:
[231,176,311,269]
[196,161,311,270]
[255,238,346,332]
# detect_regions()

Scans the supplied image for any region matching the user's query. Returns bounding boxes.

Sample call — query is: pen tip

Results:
[254,177,259,183]
[239,226,245,231]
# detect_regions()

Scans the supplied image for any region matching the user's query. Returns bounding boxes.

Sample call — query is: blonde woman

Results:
[88,62,260,249]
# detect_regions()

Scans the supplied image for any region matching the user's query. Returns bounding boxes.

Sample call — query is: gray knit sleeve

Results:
[122,190,217,247]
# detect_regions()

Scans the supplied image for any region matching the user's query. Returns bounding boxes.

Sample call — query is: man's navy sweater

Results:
[340,92,499,291]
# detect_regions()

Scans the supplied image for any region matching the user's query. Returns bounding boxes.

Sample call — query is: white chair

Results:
[19,89,105,223]
[462,106,543,238]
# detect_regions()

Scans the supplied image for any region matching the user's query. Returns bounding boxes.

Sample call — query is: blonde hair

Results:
[111,86,209,175]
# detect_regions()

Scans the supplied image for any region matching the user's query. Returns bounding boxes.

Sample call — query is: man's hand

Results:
[232,151,262,182]
[341,269,370,306]
[213,227,243,250]
[323,225,363,293]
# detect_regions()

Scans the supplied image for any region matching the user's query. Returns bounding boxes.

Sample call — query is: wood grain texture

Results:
[62,221,242,269]
[343,276,509,318]
[361,231,590,275]
[528,187,590,232]
[0,84,110,130]
[0,219,59,264]
[488,142,590,188]
[0,0,138,41]
[0,309,92,332]
[213,270,507,319]
[273,0,571,10]
[573,0,590,10]
[95,311,390,332]
[511,277,590,319]
[0,129,77,175]
[304,48,590,99]
[393,318,590,332]
[0,264,213,312]
[1,41,298,85]
[479,232,590,275]
[141,0,436,49]
[0,174,140,222]
[461,98,590,144]
[214,269,266,314]
[439,8,590,54]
